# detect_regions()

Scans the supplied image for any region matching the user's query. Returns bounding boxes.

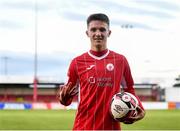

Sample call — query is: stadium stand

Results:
[0,82,63,102]
[0,82,163,102]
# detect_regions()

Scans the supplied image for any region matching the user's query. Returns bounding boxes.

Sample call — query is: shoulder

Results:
[109,50,127,60]
[71,52,88,63]
[68,52,88,71]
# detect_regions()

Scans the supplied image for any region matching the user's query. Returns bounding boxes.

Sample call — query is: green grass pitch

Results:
[0,109,180,130]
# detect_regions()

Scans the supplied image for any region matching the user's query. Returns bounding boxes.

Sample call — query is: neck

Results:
[89,49,108,57]
[91,45,107,52]
[90,41,107,52]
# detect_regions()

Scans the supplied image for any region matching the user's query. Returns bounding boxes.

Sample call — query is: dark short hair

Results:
[87,13,110,26]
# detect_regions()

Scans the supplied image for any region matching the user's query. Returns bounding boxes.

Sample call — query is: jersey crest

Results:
[106,63,114,71]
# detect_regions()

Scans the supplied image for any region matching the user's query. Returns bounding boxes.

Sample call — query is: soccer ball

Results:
[110,92,139,121]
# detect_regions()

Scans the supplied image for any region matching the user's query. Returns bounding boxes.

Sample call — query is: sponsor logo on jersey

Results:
[106,63,114,71]
[88,76,95,83]
[88,76,113,87]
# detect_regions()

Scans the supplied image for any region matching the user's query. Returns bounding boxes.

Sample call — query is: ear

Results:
[108,30,111,37]
[86,30,89,37]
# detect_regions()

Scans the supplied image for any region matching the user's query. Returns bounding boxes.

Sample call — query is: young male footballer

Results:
[57,13,145,130]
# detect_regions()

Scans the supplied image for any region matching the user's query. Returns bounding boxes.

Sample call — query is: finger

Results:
[69,85,78,95]
[64,82,73,95]
[122,117,135,124]
[66,82,72,90]
[56,86,63,98]
[71,89,78,96]
[61,83,74,101]
[59,85,67,98]
[128,115,138,120]
[123,121,134,124]
[128,112,143,120]
[136,106,145,115]
[65,82,75,96]
[66,82,78,97]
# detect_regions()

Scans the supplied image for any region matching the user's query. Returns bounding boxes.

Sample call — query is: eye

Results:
[99,27,106,32]
[90,28,97,32]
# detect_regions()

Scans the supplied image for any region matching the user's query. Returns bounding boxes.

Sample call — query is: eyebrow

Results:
[90,27,107,32]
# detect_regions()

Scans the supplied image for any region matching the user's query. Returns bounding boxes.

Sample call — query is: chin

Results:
[94,40,104,44]
[92,41,106,49]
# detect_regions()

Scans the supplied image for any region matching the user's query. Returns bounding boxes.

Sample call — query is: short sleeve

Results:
[66,58,79,87]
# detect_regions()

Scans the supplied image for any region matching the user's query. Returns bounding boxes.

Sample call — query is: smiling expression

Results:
[86,20,111,51]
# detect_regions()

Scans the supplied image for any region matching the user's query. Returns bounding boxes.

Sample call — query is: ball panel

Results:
[111,99,129,119]
[125,92,139,109]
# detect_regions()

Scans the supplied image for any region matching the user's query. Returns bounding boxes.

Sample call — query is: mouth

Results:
[94,39,102,43]
[94,38,103,41]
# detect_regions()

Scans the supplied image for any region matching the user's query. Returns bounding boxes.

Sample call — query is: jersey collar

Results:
[88,49,110,60]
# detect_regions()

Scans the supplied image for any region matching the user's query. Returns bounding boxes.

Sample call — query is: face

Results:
[86,20,111,51]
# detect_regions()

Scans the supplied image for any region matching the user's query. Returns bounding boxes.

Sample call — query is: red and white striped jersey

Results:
[66,49,140,130]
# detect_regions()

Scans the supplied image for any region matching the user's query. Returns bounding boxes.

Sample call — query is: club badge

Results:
[106,63,114,71]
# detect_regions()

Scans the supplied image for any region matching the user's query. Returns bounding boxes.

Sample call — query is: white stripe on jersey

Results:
[88,50,110,60]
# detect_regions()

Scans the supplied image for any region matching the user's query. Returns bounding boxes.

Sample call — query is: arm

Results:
[57,59,79,106]
[121,57,146,124]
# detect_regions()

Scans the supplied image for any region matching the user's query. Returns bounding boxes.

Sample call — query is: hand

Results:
[129,105,145,120]
[122,106,146,124]
[57,82,78,106]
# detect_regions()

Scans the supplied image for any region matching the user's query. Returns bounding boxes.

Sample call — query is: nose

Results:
[95,29,102,36]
